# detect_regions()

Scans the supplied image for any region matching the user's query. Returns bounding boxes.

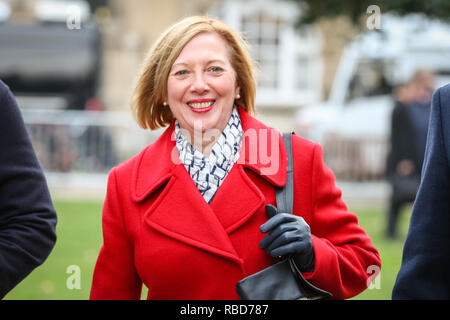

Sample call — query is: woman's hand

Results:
[259,204,315,273]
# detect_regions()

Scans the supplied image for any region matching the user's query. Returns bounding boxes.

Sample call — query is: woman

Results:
[90,16,381,300]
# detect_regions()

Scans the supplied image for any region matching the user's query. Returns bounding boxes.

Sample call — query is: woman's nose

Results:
[190,73,209,93]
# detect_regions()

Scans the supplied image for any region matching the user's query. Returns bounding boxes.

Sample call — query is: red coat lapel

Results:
[144,164,244,264]
[131,122,178,203]
[236,106,287,187]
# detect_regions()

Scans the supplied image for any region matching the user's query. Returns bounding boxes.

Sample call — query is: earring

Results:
[163,101,167,106]
[236,94,240,99]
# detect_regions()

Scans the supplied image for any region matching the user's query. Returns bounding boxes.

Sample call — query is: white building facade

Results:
[209,0,324,121]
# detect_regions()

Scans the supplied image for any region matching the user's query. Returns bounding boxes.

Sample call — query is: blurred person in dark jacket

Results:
[385,70,434,239]
[0,80,57,298]
[393,83,450,299]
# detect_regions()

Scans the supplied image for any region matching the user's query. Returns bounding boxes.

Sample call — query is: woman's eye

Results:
[209,66,223,73]
[174,70,188,76]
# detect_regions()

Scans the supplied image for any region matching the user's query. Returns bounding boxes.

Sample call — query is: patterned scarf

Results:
[174,107,243,203]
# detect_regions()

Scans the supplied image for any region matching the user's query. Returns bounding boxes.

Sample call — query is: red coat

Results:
[90,107,381,300]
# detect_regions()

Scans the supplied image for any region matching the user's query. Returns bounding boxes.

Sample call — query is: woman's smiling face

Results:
[166,32,240,140]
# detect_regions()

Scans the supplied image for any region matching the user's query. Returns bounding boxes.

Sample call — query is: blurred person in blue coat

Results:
[393,83,450,299]
[0,80,57,298]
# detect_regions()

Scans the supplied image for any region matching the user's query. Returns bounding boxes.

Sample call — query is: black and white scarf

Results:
[175,107,243,203]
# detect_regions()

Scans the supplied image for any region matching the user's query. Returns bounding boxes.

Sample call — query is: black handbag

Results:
[235,132,332,300]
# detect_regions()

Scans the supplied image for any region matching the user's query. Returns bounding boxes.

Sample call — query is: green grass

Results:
[351,205,412,300]
[3,199,412,300]
[4,200,103,300]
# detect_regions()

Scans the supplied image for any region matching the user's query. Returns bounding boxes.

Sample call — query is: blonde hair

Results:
[132,16,257,130]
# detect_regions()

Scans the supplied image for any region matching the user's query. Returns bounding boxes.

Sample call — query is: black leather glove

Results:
[259,204,315,273]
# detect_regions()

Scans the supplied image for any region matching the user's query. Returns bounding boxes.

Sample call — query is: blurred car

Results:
[0,0,102,110]
[295,14,450,180]
[0,1,117,174]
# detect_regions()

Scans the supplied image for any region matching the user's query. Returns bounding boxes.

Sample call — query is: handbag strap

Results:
[274,131,333,299]
[275,132,294,213]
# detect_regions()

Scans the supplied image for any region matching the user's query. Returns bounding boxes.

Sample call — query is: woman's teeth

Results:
[187,101,215,109]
